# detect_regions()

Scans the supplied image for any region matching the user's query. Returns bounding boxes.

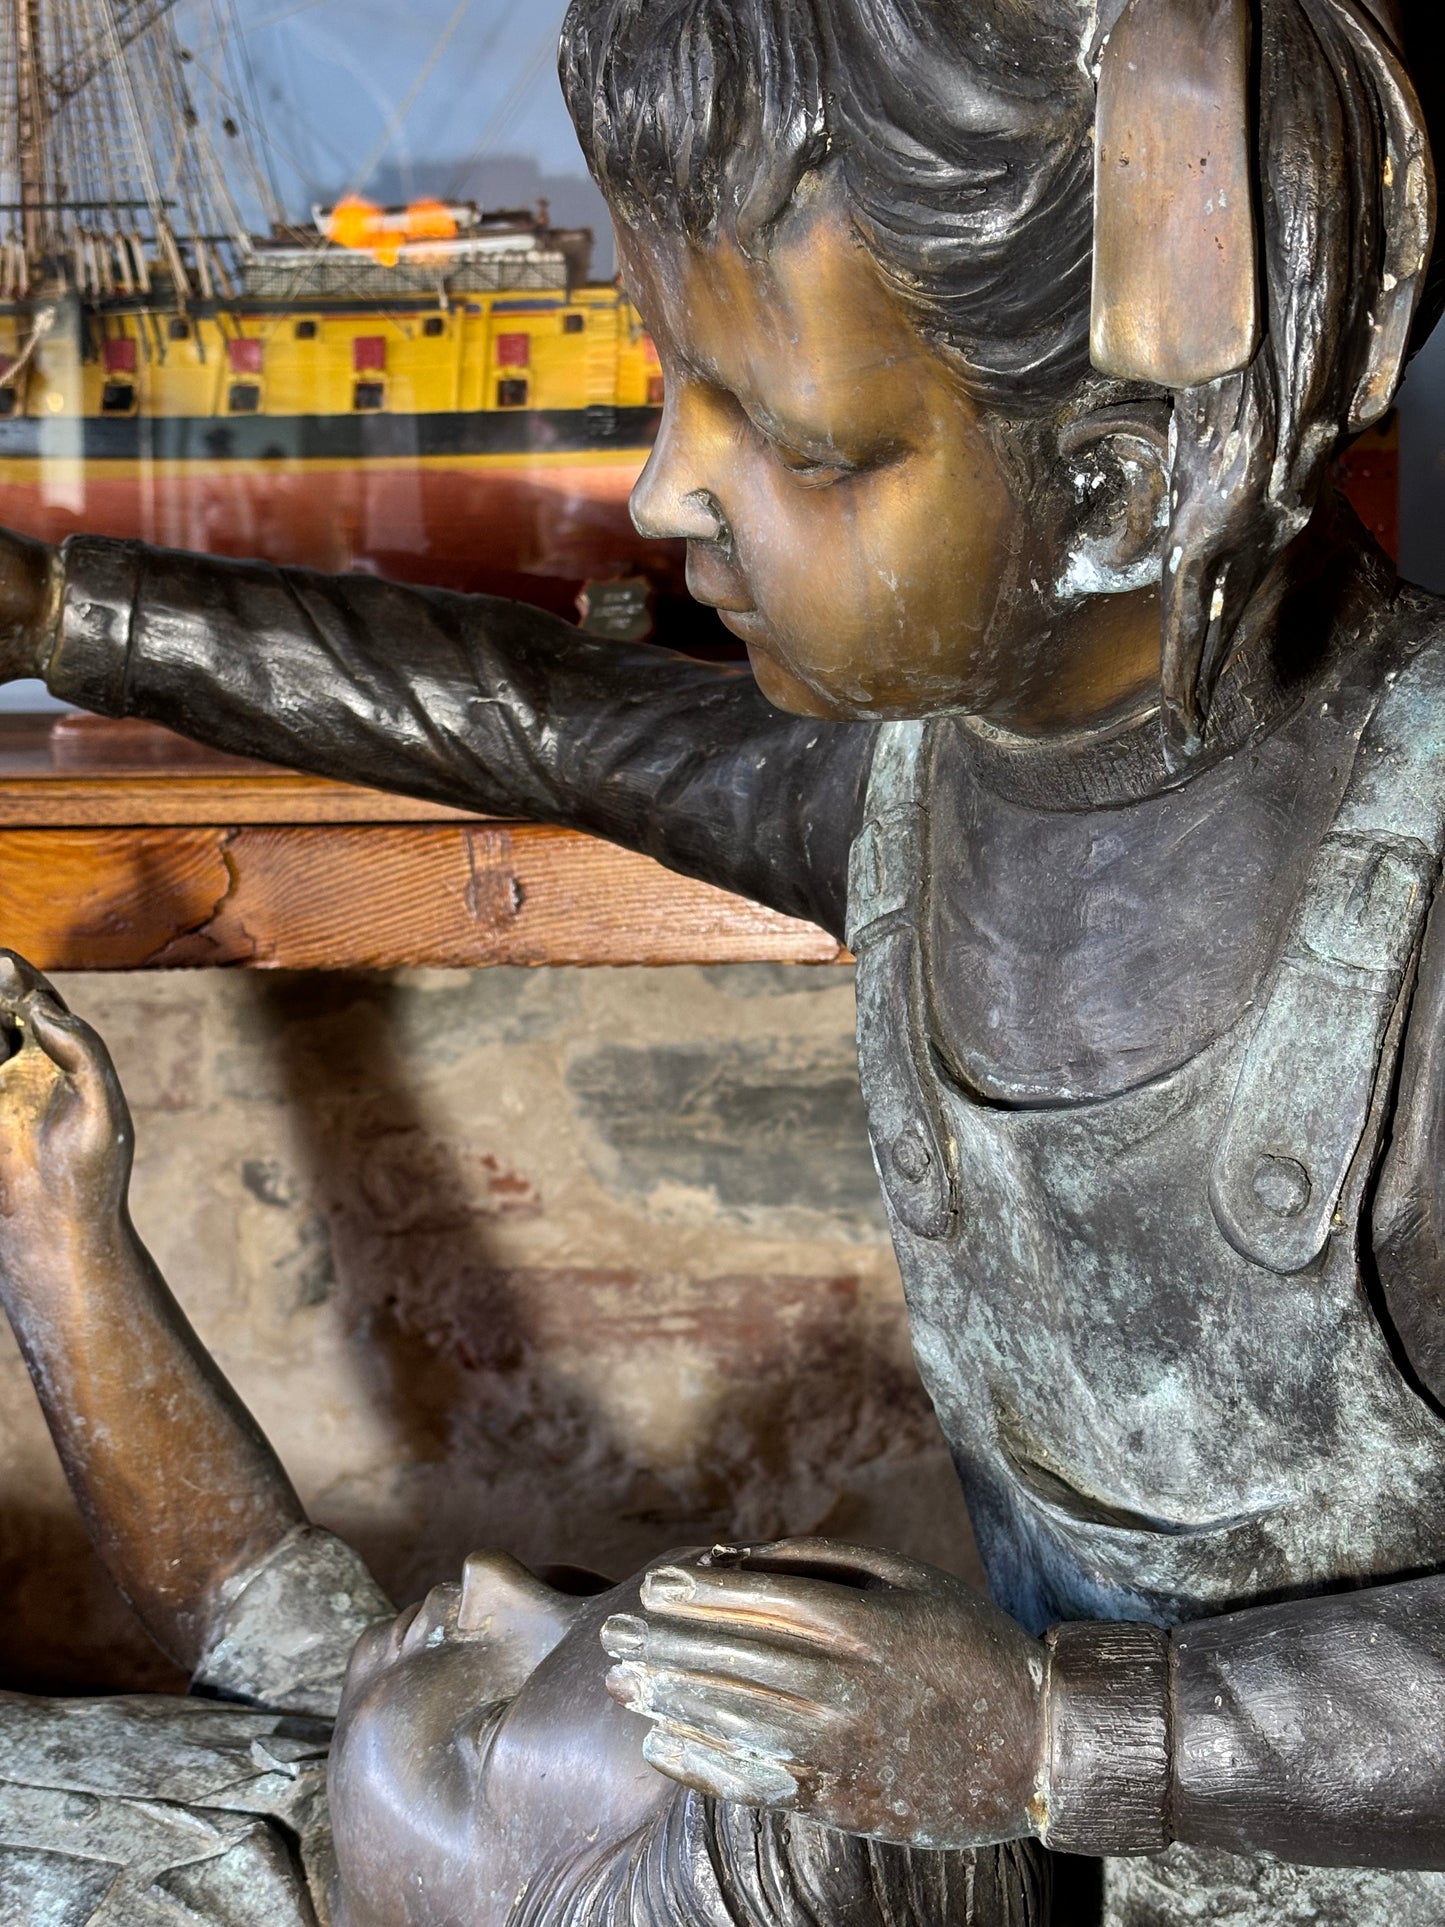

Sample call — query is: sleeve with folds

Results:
[47,535,874,941]
[1044,1577,1445,1869]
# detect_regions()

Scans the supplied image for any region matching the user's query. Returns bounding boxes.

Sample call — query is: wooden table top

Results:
[0,715,846,972]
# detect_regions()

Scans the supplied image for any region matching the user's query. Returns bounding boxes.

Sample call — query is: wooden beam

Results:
[0,719,846,970]
[0,769,483,828]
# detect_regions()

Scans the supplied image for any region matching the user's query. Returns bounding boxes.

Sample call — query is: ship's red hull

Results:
[0,454,694,629]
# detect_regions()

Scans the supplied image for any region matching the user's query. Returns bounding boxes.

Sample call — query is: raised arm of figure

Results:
[0,949,306,1671]
[3,529,872,938]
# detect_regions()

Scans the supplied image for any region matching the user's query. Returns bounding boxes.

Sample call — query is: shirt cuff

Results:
[47,534,147,715]
[192,1524,395,1721]
[1040,1619,1172,1855]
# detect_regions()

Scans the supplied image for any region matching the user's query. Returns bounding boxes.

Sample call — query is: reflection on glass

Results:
[0,2,698,643]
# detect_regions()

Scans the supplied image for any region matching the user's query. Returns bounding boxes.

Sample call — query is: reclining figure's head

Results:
[329,1553,645,1927]
[561,0,1438,754]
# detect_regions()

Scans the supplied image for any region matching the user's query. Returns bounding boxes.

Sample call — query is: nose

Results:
[629,393,732,547]
[399,1582,460,1656]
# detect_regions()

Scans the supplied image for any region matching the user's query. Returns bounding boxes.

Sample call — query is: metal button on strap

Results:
[891,1125,934,1185]
[1251,1154,1312,1220]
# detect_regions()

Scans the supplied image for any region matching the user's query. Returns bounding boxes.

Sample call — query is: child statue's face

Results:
[329,1554,666,1927]
[620,176,1158,728]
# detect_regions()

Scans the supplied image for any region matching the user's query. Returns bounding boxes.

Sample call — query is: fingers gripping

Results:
[0,950,119,1097]
[739,1537,927,1592]
[602,1611,853,1700]
[602,1545,888,1811]
[636,1558,879,1654]
[608,1655,830,1757]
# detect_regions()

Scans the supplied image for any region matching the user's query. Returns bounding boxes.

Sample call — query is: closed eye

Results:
[769,442,857,488]
[758,418,904,490]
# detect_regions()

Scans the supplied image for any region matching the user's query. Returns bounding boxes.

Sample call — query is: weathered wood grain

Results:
[0,715,847,970]
[0,822,847,971]
[0,714,480,826]
[0,770,483,827]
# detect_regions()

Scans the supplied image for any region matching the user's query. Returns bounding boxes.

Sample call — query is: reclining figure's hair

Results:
[560,0,1440,756]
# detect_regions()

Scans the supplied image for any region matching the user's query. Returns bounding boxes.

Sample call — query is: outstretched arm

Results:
[606,1538,1445,1869]
[0,532,872,938]
[0,951,305,1672]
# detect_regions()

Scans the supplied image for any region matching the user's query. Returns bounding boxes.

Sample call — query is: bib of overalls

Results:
[846,630,1445,1925]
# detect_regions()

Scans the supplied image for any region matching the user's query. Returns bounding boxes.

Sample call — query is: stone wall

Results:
[0,963,977,1694]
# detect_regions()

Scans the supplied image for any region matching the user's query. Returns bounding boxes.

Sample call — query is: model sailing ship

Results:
[0,0,674,622]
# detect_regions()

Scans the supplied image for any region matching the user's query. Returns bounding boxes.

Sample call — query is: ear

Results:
[1055,402,1173,599]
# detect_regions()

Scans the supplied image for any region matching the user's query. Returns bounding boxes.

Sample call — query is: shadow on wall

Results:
[0,963,976,1694]
[222,969,967,1609]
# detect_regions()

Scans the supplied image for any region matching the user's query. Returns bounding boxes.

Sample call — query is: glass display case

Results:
[0,0,706,643]
[0,1,780,971]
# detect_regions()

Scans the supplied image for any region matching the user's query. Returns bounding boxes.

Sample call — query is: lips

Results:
[716,607,770,643]
[686,546,753,615]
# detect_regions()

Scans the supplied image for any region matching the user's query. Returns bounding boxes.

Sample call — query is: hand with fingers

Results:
[601,1537,1048,1851]
[0,948,133,1268]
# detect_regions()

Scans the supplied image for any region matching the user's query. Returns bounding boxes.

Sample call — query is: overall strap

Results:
[847,722,958,1242]
[1212,627,1445,1275]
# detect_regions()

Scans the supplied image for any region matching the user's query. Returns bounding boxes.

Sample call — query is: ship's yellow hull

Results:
[0,287,693,621]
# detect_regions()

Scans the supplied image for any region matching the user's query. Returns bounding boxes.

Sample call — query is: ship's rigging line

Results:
[218,0,282,224]
[0,0,250,300]
[254,0,499,346]
[174,0,543,257]
[0,299,54,388]
[178,35,346,208]
[443,19,556,203]
[348,0,473,204]
[48,0,178,104]
[217,0,333,38]
[226,0,535,229]
[230,0,566,361]
[184,4,392,208]
[100,0,200,296]
[0,0,574,333]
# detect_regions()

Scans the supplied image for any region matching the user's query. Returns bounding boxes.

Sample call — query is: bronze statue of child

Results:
[0,0,1443,1919]
[0,950,1043,1924]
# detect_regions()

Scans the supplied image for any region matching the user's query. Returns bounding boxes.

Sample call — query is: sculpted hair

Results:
[560,0,1096,407]
[1161,0,1436,755]
[560,0,1438,751]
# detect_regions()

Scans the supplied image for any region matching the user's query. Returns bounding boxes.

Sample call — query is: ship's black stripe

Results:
[0,405,662,462]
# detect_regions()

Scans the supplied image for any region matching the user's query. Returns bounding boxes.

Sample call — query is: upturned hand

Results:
[601,1537,1046,1849]
[0,529,57,682]
[0,951,133,1253]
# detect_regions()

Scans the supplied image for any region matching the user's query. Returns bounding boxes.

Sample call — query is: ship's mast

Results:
[14,1,46,263]
[0,0,255,304]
